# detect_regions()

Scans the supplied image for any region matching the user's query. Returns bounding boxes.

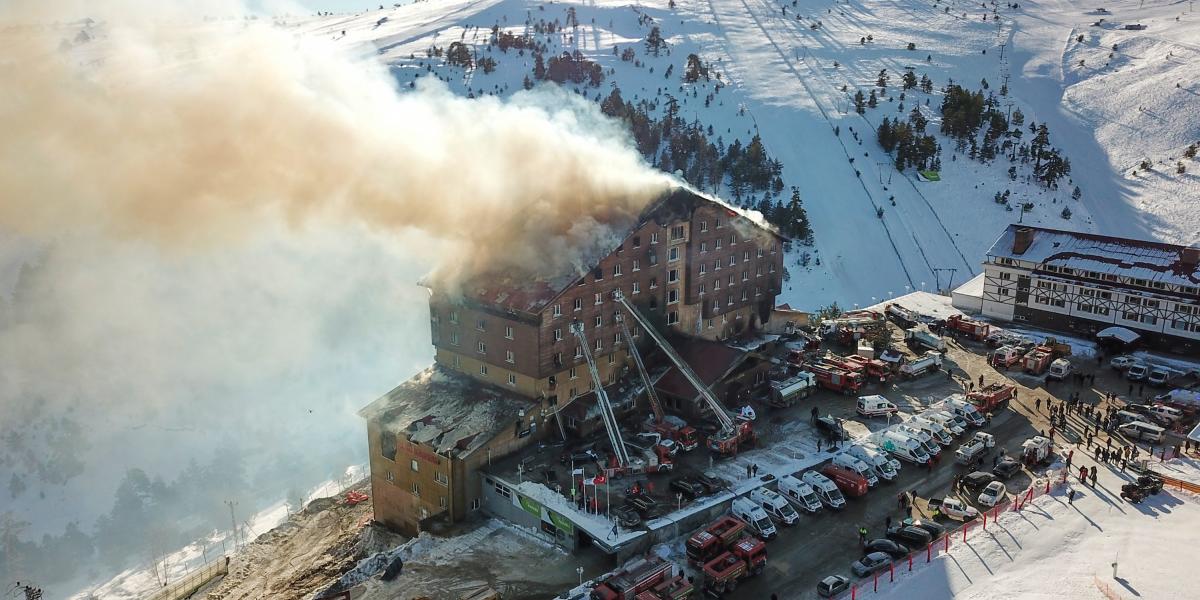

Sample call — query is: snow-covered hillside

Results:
[283,0,1199,308]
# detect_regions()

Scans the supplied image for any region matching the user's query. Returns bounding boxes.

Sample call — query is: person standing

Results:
[858,525,868,544]
[1036,397,1042,412]
[1068,488,1076,504]
[1090,466,1098,487]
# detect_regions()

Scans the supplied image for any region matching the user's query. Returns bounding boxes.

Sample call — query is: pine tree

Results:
[868,89,878,108]
[854,90,866,114]
[902,71,917,90]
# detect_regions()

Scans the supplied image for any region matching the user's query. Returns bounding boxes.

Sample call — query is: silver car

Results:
[851,551,893,577]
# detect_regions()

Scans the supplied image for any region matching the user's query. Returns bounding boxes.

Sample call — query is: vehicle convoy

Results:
[803,470,847,509]
[832,453,880,487]
[945,314,990,341]
[778,475,823,513]
[857,395,898,418]
[899,351,943,378]
[702,537,767,595]
[749,488,800,526]
[904,325,947,352]
[731,497,777,540]
[686,516,750,567]
[591,556,691,600]
[926,496,979,521]
[895,425,941,458]
[967,383,1015,412]
[925,411,966,436]
[847,444,901,481]
[909,417,953,446]
[768,372,816,407]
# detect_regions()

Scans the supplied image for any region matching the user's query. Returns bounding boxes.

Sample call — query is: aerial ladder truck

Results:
[616,311,699,452]
[612,292,754,456]
[570,322,632,470]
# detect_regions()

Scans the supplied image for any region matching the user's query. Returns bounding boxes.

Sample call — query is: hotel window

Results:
[649,251,658,266]
[727,294,734,306]
[742,271,749,281]
[757,247,764,258]
[386,471,394,482]
[700,220,708,232]
[668,289,679,304]
[632,281,641,294]
[728,274,735,286]
[715,238,723,250]
[728,255,736,267]
[553,304,562,317]
[410,459,419,472]
[698,283,706,295]
[770,243,777,254]
[715,217,723,228]
[649,278,658,289]
[714,278,721,290]
[614,263,623,276]
[410,482,420,496]
[701,242,708,254]
[714,259,721,271]
[743,251,750,262]
[435,471,448,486]
[741,289,749,301]
[439,496,448,508]
[651,232,659,244]
[453,355,461,368]
[504,325,513,339]
[595,315,603,328]
[574,298,582,311]
[729,234,736,245]
[669,247,679,262]
[668,269,679,283]
[755,286,762,297]
[594,338,602,351]
[575,345,583,358]
[570,367,578,379]
[554,328,563,341]
[632,235,641,248]
[450,331,460,346]
[505,350,515,364]
[667,311,679,325]
[632,259,641,271]
[476,319,486,331]
[700,263,707,275]
[477,341,486,354]
[671,225,685,240]
[479,364,488,376]
[507,374,516,386]
[608,350,617,363]
[756,266,763,277]
[769,263,776,273]
[594,292,602,305]
[449,310,459,325]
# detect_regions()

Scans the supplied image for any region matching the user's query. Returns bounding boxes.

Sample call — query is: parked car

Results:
[817,575,851,598]
[961,471,999,493]
[903,519,945,539]
[669,476,705,500]
[815,415,847,442]
[611,505,642,528]
[1148,368,1171,387]
[977,481,1006,507]
[559,448,601,466]
[851,552,893,577]
[863,538,909,559]
[1110,355,1138,371]
[993,458,1022,480]
[886,525,933,549]
[693,472,729,495]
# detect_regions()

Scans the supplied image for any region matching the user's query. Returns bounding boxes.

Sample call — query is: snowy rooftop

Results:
[987,225,1200,288]
[359,366,534,458]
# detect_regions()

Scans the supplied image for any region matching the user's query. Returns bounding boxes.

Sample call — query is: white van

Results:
[910,417,954,446]
[778,475,823,513]
[731,497,778,539]
[1118,421,1165,443]
[833,454,880,487]
[847,444,900,481]
[880,431,930,464]
[927,411,967,436]
[896,425,942,457]
[801,471,846,510]
[1047,358,1072,381]
[944,399,985,427]
[1114,410,1144,425]
[1149,405,1183,423]
[749,488,799,526]
[1127,363,1150,381]
[856,395,898,418]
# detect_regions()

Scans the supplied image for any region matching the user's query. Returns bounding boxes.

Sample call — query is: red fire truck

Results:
[702,537,768,595]
[686,516,750,567]
[945,314,990,341]
[592,556,689,600]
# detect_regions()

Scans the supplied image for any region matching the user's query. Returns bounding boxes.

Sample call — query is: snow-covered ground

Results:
[857,456,1200,600]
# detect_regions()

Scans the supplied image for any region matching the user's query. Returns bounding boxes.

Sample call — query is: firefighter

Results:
[858,525,868,544]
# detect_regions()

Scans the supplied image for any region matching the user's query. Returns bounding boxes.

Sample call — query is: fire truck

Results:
[844,354,892,383]
[885,303,921,328]
[1022,346,1054,375]
[686,516,751,567]
[592,556,691,600]
[945,314,990,341]
[701,537,768,595]
[805,362,864,395]
[967,383,1015,412]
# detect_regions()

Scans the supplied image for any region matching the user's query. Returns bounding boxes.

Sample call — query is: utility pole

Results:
[225,500,240,550]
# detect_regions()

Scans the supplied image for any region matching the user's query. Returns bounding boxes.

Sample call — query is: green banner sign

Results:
[517,494,543,518]
[548,511,575,534]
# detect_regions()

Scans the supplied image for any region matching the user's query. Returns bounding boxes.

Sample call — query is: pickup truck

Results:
[954,440,986,465]
[926,497,979,521]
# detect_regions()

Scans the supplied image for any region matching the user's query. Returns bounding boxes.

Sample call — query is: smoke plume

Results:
[0,0,672,287]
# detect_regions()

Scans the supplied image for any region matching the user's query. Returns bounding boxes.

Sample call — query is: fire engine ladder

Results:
[613,292,736,435]
[615,312,664,423]
[569,322,631,468]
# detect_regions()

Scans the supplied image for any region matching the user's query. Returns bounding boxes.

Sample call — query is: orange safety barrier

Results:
[1159,474,1200,494]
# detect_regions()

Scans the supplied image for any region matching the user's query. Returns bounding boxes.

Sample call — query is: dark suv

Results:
[670,476,705,500]
[962,471,999,493]
[886,525,933,549]
[815,415,847,442]
[992,458,1021,480]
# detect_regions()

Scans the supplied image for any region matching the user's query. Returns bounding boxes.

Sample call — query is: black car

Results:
[559,448,601,466]
[863,538,909,559]
[815,415,847,442]
[886,525,933,549]
[625,494,663,518]
[611,505,642,528]
[903,518,945,540]
[962,470,999,493]
[694,472,729,494]
[993,458,1021,480]
[669,476,705,500]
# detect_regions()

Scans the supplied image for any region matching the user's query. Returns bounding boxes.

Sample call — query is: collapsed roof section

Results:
[358,366,534,458]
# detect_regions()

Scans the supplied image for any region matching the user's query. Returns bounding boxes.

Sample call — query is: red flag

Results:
[593,473,607,485]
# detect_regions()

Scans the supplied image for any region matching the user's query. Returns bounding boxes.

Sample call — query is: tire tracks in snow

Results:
[746,0,977,280]
[699,0,918,289]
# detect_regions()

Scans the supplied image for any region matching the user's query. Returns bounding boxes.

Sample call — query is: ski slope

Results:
[286,0,1199,309]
